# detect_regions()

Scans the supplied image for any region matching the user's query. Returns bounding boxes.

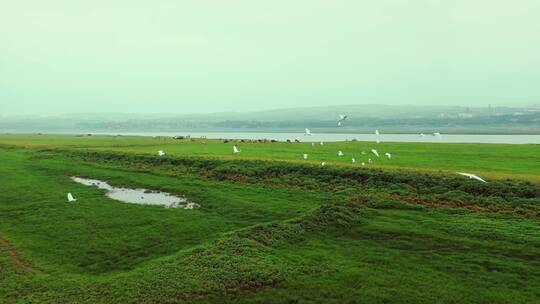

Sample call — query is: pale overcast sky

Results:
[1,0,539,115]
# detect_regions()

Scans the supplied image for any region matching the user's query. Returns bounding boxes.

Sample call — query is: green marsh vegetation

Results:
[0,134,539,303]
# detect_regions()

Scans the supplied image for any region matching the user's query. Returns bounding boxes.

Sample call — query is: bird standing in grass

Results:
[303,153,308,160]
[371,149,379,157]
[67,193,77,202]
[305,128,311,136]
[158,150,165,156]
[385,152,392,159]
[233,145,241,154]
[338,150,344,156]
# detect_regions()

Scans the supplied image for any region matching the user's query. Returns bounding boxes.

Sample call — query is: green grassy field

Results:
[1,134,539,303]
[1,134,539,181]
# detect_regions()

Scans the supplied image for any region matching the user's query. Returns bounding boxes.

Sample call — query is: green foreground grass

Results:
[0,135,539,303]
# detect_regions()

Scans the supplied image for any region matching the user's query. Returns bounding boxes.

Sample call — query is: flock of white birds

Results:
[68,114,487,203]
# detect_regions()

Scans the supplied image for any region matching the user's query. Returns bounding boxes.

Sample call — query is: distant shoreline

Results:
[2,132,540,144]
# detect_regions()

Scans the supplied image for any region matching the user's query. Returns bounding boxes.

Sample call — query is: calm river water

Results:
[88,132,540,144]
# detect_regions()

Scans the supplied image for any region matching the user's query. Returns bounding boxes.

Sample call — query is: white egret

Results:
[157,150,165,156]
[305,128,312,136]
[457,172,487,183]
[375,130,379,136]
[361,162,366,166]
[337,114,348,126]
[233,145,241,154]
[385,152,392,159]
[67,193,77,202]
[338,150,344,156]
[352,158,356,163]
[303,153,308,160]
[371,149,379,157]
[321,162,326,167]
[320,141,324,146]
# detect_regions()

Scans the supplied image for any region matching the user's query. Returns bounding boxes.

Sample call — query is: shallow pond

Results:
[71,177,199,209]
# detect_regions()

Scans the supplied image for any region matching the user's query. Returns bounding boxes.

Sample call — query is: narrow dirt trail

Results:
[0,233,34,273]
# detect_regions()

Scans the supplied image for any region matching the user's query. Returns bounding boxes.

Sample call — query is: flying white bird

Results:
[371,149,379,157]
[67,193,77,202]
[305,128,312,136]
[321,162,326,167]
[385,152,392,159]
[337,114,348,126]
[233,145,241,154]
[338,150,344,156]
[457,172,487,183]
[157,150,165,156]
[303,153,308,160]
[352,158,356,163]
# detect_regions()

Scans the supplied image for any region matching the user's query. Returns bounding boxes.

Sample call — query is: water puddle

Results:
[71,177,199,209]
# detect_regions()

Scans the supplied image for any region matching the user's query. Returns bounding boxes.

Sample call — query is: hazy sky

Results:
[1,0,539,115]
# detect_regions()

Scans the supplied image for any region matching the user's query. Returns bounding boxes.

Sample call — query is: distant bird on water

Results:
[457,172,487,183]
[67,193,77,202]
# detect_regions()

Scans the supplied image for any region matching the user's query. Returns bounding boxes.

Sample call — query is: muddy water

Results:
[71,177,199,209]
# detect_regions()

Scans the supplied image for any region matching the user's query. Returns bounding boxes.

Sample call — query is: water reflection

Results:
[71,177,199,209]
